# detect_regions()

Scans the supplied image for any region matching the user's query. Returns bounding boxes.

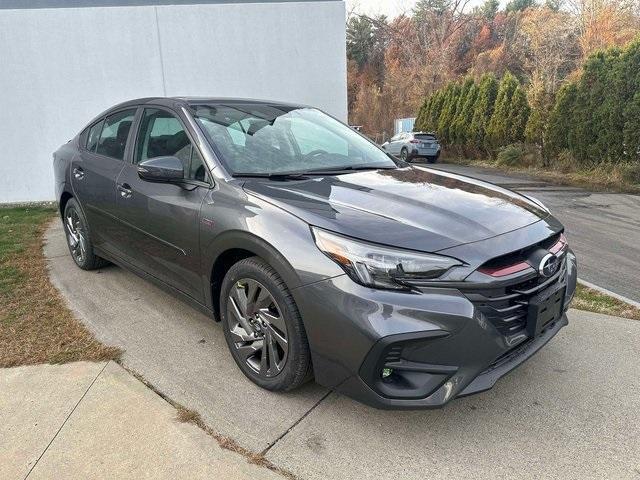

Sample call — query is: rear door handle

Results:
[73,167,84,180]
[117,183,132,199]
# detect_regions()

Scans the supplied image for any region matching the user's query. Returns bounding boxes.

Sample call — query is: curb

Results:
[578,278,640,309]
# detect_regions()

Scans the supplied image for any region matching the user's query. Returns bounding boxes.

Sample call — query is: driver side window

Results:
[135,108,209,183]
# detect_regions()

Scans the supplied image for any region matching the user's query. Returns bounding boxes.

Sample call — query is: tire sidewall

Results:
[220,258,310,391]
[63,198,96,270]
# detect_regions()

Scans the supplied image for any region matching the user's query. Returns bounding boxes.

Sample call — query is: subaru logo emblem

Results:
[539,253,560,278]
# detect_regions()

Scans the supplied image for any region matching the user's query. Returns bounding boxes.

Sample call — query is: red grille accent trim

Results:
[479,261,531,277]
[549,233,568,254]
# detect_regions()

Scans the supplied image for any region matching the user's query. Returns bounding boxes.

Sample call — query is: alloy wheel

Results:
[65,207,87,264]
[400,149,408,161]
[227,278,289,378]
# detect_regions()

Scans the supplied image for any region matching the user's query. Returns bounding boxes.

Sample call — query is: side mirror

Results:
[137,156,184,183]
[381,142,389,148]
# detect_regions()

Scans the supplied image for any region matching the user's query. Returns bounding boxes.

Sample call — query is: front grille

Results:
[461,258,567,337]
[479,233,561,272]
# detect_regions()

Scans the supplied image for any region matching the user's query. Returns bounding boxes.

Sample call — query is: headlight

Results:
[312,227,463,290]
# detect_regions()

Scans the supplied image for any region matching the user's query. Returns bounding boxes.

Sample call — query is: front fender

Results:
[199,187,343,311]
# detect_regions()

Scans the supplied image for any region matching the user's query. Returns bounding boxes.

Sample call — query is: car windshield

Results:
[191,104,396,175]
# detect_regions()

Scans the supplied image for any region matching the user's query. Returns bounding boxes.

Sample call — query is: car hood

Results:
[242,166,550,253]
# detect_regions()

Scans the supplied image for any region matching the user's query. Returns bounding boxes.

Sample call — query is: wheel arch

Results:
[59,191,74,217]
[205,231,302,321]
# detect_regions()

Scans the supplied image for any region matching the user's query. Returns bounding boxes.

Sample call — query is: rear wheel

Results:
[63,198,108,270]
[427,155,438,164]
[220,257,312,391]
[400,147,409,161]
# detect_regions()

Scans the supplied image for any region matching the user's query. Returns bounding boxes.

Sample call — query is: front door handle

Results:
[117,183,133,199]
[73,167,84,180]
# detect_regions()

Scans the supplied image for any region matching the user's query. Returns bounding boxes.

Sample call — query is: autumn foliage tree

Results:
[348,0,640,170]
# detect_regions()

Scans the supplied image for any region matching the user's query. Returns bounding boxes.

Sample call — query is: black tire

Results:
[220,257,312,391]
[62,198,109,271]
[427,156,437,164]
[400,147,409,161]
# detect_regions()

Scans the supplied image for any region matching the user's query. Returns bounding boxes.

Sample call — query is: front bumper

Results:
[293,249,577,410]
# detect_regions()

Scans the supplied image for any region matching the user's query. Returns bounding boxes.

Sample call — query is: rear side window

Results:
[85,120,104,152]
[96,109,136,160]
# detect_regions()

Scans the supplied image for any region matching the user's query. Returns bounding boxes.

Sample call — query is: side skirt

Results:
[94,246,217,321]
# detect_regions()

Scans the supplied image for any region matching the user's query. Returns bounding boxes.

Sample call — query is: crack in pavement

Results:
[23,361,109,480]
[260,390,333,457]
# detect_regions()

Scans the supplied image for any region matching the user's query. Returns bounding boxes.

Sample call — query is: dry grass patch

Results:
[443,156,640,194]
[0,206,121,367]
[120,363,296,479]
[573,283,640,320]
[175,405,297,479]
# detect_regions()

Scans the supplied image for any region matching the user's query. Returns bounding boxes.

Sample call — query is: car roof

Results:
[82,96,312,133]
[109,96,309,110]
[412,131,438,136]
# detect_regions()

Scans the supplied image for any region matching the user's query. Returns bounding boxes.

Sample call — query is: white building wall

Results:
[0,1,347,203]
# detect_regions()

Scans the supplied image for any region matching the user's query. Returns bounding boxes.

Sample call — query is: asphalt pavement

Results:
[429,163,640,303]
[44,223,640,480]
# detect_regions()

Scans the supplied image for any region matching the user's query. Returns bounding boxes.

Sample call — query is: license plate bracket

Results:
[527,283,565,337]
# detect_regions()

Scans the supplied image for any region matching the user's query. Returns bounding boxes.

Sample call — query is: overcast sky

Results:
[346,0,488,18]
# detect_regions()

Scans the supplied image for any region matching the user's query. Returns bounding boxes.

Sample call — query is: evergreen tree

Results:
[505,0,537,13]
[346,16,375,69]
[469,74,499,152]
[437,83,460,144]
[546,82,577,157]
[623,92,640,162]
[486,72,520,149]
[450,78,475,144]
[509,85,530,143]
[571,51,609,162]
[415,97,430,132]
[479,0,500,19]
[621,40,640,161]
[414,0,450,21]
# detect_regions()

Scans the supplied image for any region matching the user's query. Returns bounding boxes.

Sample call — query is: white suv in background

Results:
[382,132,441,163]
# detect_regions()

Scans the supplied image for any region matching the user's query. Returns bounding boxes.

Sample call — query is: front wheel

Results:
[220,257,312,391]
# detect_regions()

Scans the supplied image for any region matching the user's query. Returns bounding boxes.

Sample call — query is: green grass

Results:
[0,207,53,257]
[573,283,640,320]
[0,206,121,367]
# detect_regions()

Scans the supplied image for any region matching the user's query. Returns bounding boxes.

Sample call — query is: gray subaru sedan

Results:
[53,97,577,409]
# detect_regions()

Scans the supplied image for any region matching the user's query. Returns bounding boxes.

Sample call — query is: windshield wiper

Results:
[232,164,397,180]
[232,171,308,180]
[303,164,397,175]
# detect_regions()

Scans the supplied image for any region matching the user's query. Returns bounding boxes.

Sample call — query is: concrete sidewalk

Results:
[0,361,282,480]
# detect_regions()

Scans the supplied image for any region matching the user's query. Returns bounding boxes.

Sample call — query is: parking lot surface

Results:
[45,223,640,479]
